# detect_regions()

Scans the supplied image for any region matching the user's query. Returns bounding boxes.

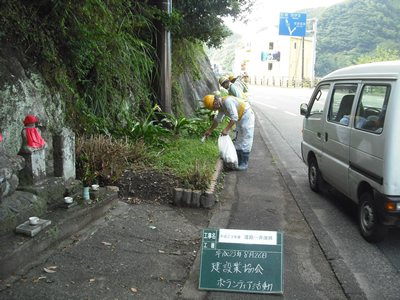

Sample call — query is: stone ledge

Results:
[172,158,224,209]
[0,187,119,281]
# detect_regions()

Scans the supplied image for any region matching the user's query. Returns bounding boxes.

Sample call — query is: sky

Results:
[226,0,347,35]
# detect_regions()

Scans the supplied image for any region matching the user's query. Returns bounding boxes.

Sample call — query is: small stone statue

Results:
[19,115,46,154]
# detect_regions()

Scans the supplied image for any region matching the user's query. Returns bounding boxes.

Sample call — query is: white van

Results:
[300,61,400,243]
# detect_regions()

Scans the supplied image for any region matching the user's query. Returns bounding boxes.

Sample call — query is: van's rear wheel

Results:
[358,192,388,243]
[308,157,322,193]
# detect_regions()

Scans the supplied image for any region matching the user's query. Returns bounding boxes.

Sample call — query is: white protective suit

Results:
[215,96,255,153]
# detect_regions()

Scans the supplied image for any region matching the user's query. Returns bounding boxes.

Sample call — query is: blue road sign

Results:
[279,12,307,37]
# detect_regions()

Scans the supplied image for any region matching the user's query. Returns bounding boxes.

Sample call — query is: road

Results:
[250,84,400,300]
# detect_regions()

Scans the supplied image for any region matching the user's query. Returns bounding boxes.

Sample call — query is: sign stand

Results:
[199,229,283,294]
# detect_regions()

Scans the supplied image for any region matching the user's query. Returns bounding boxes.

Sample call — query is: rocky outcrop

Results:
[0,45,63,176]
[178,51,219,116]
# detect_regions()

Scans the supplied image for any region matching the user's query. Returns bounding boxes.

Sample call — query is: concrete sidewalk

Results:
[0,119,360,299]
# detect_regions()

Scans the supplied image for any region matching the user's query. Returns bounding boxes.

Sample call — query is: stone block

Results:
[53,128,76,181]
[90,189,101,200]
[19,149,46,186]
[173,188,183,206]
[201,192,215,209]
[191,190,201,208]
[16,219,51,237]
[182,189,192,207]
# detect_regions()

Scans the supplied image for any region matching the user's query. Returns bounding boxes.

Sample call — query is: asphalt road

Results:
[251,84,400,300]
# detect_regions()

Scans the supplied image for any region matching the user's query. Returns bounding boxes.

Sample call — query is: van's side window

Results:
[355,85,390,133]
[309,84,330,116]
[327,84,357,125]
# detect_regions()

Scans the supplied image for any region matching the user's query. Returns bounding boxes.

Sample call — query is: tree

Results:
[315,0,400,76]
[172,0,255,48]
[352,46,400,65]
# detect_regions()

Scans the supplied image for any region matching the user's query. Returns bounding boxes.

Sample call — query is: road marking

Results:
[284,111,297,116]
[253,101,277,109]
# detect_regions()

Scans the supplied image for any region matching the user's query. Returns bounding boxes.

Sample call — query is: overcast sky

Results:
[226,0,347,35]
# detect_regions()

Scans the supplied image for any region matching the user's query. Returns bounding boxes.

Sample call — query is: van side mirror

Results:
[300,103,308,116]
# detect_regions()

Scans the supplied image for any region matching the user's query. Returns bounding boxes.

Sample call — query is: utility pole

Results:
[301,36,304,87]
[156,0,172,114]
[307,18,318,88]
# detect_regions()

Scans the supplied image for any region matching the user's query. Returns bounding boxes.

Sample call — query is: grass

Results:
[75,129,222,191]
[75,112,229,191]
[150,135,220,191]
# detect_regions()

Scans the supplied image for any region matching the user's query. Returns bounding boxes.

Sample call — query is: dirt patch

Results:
[117,168,184,204]
[116,168,215,229]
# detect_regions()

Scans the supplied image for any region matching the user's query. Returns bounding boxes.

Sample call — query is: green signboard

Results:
[199,229,283,294]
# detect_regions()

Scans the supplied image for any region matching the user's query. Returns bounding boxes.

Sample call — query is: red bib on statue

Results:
[25,128,46,148]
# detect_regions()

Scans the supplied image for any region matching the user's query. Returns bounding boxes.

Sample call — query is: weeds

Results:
[75,104,229,191]
[76,135,150,186]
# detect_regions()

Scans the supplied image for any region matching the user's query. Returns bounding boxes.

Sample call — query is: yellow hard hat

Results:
[228,75,235,82]
[218,76,229,86]
[203,94,215,110]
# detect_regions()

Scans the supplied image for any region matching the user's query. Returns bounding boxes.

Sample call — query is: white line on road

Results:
[253,101,277,109]
[284,111,297,116]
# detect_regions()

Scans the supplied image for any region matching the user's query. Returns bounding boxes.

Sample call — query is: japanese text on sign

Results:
[199,229,283,294]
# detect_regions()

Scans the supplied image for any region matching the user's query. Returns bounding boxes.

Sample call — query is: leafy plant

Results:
[159,112,201,135]
[130,120,170,147]
[184,104,226,138]
[126,105,172,147]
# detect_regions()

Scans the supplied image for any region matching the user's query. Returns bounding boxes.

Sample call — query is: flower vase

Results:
[83,187,90,200]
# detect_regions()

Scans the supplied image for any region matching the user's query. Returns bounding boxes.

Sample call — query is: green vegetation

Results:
[0,0,254,134]
[151,137,220,190]
[75,105,228,190]
[1,1,254,190]
[173,0,254,48]
[353,46,400,65]
[308,0,400,76]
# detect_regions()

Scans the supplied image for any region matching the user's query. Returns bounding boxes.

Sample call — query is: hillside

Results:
[204,32,244,73]
[315,0,400,76]
[209,0,400,77]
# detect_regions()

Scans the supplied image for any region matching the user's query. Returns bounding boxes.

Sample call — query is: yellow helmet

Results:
[203,94,215,110]
[228,75,235,82]
[218,76,229,86]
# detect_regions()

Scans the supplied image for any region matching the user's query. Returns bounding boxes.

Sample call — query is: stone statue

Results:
[18,115,47,185]
[19,115,46,154]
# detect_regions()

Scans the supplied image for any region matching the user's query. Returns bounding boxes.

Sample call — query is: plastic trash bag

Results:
[218,135,238,170]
